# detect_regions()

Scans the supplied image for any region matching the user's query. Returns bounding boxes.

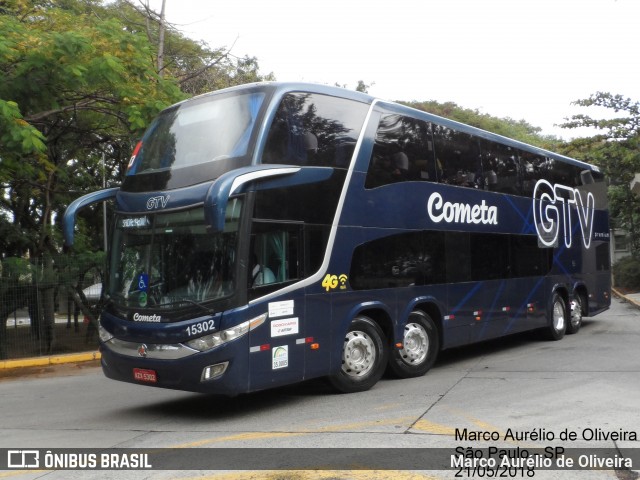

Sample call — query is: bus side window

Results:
[249,223,301,290]
[433,125,482,189]
[349,231,446,290]
[262,93,368,168]
[365,113,435,188]
[480,141,521,195]
[520,152,548,197]
[547,158,584,189]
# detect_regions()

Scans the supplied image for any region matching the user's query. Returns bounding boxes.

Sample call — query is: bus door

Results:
[247,293,307,391]
[247,224,307,390]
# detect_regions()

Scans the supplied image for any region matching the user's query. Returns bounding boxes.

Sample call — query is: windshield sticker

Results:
[137,273,149,291]
[268,300,294,318]
[138,292,148,307]
[272,345,289,370]
[136,273,149,307]
[271,318,299,337]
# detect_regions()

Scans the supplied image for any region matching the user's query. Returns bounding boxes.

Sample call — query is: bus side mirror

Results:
[203,165,300,232]
[63,187,119,247]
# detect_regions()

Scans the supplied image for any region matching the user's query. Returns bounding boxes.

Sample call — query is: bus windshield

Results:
[108,200,242,310]
[127,92,265,175]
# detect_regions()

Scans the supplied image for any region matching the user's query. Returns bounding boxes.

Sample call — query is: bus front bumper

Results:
[99,336,249,395]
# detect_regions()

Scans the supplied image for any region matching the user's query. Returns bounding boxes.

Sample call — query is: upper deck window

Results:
[127,92,265,176]
[262,93,369,168]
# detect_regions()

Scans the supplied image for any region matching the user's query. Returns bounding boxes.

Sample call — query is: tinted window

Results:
[511,235,553,277]
[262,93,369,168]
[249,222,301,298]
[253,170,347,224]
[445,232,471,283]
[520,151,548,197]
[305,225,331,275]
[481,141,521,195]
[433,125,483,188]
[365,114,435,188]
[350,231,553,290]
[596,243,610,271]
[350,231,446,289]
[547,158,581,188]
[470,233,510,280]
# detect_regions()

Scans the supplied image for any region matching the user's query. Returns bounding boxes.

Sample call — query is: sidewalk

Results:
[612,287,640,309]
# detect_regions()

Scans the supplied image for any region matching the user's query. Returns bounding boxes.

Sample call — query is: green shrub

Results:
[613,256,640,290]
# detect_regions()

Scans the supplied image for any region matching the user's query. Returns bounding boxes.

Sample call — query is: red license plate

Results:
[133,368,157,383]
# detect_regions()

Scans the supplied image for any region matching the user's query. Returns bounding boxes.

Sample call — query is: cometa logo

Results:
[427,192,498,225]
[133,313,162,322]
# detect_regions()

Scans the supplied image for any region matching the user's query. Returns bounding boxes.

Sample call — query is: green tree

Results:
[0,0,185,355]
[561,92,640,256]
[0,0,185,258]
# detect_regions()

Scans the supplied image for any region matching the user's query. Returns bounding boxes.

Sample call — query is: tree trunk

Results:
[157,0,166,77]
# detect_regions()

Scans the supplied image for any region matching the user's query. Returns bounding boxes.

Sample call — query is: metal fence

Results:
[0,255,103,360]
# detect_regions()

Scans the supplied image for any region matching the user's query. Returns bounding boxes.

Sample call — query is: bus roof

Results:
[169,82,600,174]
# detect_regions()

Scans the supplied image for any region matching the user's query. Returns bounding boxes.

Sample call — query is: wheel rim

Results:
[553,300,565,331]
[570,298,582,327]
[400,322,429,365]
[342,331,376,377]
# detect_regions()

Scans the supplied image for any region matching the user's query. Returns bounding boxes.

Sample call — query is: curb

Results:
[612,287,640,309]
[0,351,101,370]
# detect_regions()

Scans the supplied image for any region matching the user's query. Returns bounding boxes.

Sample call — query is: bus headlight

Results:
[186,313,267,352]
[98,323,114,343]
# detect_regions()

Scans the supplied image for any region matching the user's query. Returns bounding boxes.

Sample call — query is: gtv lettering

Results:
[533,180,594,249]
[427,192,498,225]
[146,195,170,210]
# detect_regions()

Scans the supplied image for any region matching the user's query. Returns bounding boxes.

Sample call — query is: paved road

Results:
[1,297,639,480]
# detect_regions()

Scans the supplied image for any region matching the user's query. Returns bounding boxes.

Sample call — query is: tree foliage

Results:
[561,92,640,256]
[0,0,273,260]
[0,0,185,258]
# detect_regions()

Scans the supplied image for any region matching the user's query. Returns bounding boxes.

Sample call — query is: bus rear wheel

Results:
[567,293,585,335]
[388,310,439,378]
[544,293,567,341]
[328,316,388,393]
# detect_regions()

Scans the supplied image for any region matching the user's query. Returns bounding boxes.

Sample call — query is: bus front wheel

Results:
[545,293,567,341]
[388,310,439,378]
[328,316,388,393]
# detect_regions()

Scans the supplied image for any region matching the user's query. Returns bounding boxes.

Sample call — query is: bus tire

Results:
[545,293,567,341]
[387,310,439,378]
[328,316,388,393]
[567,293,585,335]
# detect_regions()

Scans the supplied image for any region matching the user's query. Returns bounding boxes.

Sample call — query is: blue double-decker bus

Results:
[64,82,610,395]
